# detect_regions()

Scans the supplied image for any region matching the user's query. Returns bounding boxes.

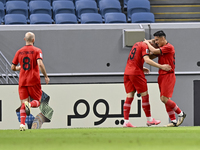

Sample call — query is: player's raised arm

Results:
[143,39,161,55]
[37,59,50,84]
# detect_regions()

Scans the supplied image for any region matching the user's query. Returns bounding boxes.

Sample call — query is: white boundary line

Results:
[2,71,200,77]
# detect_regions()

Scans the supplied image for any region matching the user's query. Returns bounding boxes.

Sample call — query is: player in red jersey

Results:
[11,32,50,131]
[123,41,172,127]
[144,30,186,127]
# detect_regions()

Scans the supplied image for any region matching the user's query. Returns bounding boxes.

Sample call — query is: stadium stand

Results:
[52,1,75,20]
[127,0,150,21]
[75,0,98,20]
[5,14,27,24]
[105,12,126,23]
[6,1,28,19]
[131,12,155,23]
[30,14,52,24]
[0,1,4,23]
[55,13,77,24]
[0,0,172,24]
[29,1,52,16]
[99,0,121,19]
[80,13,102,24]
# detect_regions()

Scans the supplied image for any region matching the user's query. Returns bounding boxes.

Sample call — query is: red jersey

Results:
[12,45,43,86]
[124,42,149,75]
[158,43,175,74]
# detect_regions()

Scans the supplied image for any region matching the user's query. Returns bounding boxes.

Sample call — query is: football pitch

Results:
[0,126,200,150]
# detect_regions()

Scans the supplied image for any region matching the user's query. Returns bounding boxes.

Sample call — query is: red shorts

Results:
[158,73,176,98]
[18,84,42,100]
[124,74,147,94]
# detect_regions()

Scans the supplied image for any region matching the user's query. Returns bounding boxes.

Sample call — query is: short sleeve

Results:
[142,43,149,57]
[36,49,43,60]
[12,51,19,65]
[160,44,173,54]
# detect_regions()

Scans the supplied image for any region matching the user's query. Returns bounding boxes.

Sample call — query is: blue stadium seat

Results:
[29,1,52,16]
[5,14,27,24]
[81,13,102,24]
[97,0,119,7]
[30,14,52,24]
[75,0,98,20]
[7,0,29,4]
[29,0,51,4]
[6,1,28,19]
[105,12,126,23]
[52,1,75,20]
[75,0,95,4]
[52,0,74,4]
[131,12,155,23]
[127,0,150,21]
[0,1,4,23]
[55,13,77,24]
[99,0,121,19]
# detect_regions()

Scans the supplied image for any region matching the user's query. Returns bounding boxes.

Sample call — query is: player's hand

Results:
[143,67,150,74]
[161,64,171,71]
[143,38,149,44]
[45,77,50,84]
[16,65,21,71]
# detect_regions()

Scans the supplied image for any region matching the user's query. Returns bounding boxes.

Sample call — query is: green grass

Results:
[0,127,200,150]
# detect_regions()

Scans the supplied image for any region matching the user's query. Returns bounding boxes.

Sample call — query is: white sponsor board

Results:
[0,83,168,129]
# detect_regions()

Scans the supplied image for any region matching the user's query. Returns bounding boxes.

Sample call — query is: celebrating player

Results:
[11,32,50,131]
[123,41,171,127]
[143,30,186,127]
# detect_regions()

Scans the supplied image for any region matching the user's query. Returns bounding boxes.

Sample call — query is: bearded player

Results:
[11,32,50,131]
[123,41,172,127]
[144,30,186,127]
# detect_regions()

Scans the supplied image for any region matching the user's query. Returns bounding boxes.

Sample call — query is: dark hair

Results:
[153,30,166,38]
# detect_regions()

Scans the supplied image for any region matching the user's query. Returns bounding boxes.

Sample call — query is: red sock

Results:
[20,103,26,125]
[165,99,181,114]
[165,104,176,121]
[123,97,133,120]
[142,94,151,117]
[30,100,40,108]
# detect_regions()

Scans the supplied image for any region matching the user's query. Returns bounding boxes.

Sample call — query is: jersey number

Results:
[23,57,30,70]
[129,48,136,60]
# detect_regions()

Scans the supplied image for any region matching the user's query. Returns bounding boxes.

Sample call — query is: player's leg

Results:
[161,96,186,126]
[158,75,177,126]
[28,84,42,108]
[160,74,186,126]
[165,104,176,125]
[19,86,29,131]
[140,91,161,126]
[123,75,136,127]
[132,75,161,126]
